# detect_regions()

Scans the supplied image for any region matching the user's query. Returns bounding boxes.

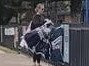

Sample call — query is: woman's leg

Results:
[33,53,37,66]
[36,54,41,66]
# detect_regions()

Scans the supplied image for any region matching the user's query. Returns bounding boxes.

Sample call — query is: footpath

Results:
[0,46,52,66]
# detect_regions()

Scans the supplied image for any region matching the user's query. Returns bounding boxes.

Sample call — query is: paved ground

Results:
[0,47,52,66]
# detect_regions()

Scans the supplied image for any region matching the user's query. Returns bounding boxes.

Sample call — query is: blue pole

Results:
[85,0,88,23]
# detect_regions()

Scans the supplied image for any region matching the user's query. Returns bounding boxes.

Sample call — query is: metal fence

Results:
[0,25,23,49]
[69,24,89,66]
[0,24,89,66]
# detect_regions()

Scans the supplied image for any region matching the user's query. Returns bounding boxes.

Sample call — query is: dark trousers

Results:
[33,53,41,63]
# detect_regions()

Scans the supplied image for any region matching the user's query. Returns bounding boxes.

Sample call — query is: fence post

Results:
[0,25,3,43]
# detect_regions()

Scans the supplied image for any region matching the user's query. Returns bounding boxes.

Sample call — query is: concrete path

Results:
[0,49,52,66]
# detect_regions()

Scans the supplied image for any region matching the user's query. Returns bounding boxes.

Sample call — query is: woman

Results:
[31,3,45,66]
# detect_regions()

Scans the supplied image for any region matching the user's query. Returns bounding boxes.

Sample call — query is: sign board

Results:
[5,28,15,35]
[50,26,64,62]
[50,24,69,63]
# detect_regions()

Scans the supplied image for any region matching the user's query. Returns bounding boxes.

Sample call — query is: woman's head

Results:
[35,3,44,14]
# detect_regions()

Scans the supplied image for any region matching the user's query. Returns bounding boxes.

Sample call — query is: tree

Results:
[70,0,82,23]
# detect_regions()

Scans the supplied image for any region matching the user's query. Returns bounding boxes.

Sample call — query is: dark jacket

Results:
[31,14,45,30]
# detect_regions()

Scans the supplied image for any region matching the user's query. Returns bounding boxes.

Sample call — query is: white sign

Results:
[5,28,15,35]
